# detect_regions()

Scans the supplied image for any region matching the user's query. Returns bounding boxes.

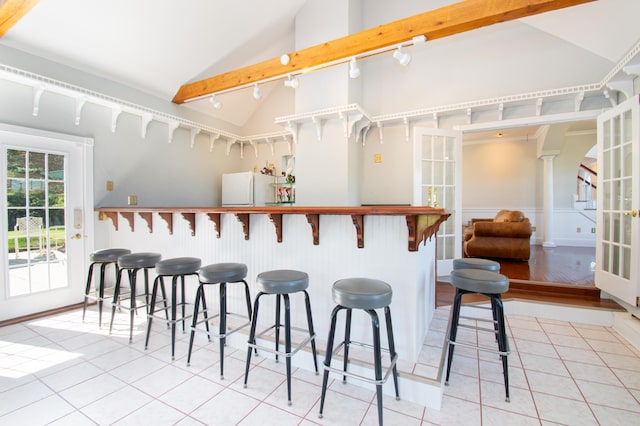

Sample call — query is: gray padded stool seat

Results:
[187,263,252,379]
[83,248,131,327]
[319,278,399,426]
[108,252,162,343]
[145,257,202,359]
[244,270,318,405]
[446,269,510,402]
[453,258,500,272]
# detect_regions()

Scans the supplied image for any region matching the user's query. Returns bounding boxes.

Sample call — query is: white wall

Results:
[0,76,241,208]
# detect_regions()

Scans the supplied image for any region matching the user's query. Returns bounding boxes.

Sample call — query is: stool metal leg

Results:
[283,294,292,405]
[274,294,281,362]
[319,304,343,419]
[242,279,252,319]
[219,282,227,379]
[144,275,161,350]
[128,269,138,343]
[187,284,203,367]
[366,308,384,426]
[109,267,124,335]
[303,290,319,374]
[97,263,108,328]
[492,294,510,402]
[384,306,400,399]
[170,276,178,360]
[181,275,186,333]
[244,292,264,387]
[445,289,463,384]
[342,308,352,383]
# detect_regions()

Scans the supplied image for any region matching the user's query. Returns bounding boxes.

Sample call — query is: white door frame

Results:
[0,123,94,320]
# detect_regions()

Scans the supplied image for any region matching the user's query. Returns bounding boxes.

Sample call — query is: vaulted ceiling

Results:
[1,0,640,131]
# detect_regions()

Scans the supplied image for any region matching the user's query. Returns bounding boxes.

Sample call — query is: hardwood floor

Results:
[437,245,624,310]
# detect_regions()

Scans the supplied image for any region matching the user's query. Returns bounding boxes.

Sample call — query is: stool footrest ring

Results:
[248,325,316,359]
[447,338,510,356]
[324,352,398,387]
[191,312,251,340]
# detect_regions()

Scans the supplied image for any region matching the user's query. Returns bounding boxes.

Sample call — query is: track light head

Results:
[393,47,411,67]
[349,58,360,79]
[284,75,300,89]
[209,95,222,109]
[252,84,262,100]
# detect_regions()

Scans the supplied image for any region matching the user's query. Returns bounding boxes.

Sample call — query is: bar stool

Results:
[453,258,500,272]
[108,252,162,342]
[145,257,201,360]
[319,278,399,426]
[82,248,131,327]
[445,268,510,402]
[243,269,318,405]
[186,262,252,379]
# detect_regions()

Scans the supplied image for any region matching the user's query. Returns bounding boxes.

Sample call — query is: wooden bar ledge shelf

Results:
[95,206,450,251]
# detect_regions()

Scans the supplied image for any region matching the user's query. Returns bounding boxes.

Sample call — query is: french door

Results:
[596,95,639,307]
[413,127,462,274]
[1,124,93,321]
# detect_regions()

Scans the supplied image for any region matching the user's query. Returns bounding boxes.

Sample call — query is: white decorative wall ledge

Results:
[2,37,639,154]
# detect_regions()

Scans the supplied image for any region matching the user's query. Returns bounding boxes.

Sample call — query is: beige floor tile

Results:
[525,370,583,400]
[423,395,480,425]
[190,388,260,425]
[533,392,599,425]
[238,402,303,425]
[481,405,541,426]
[575,379,640,412]
[590,403,640,426]
[157,375,224,414]
[565,361,623,386]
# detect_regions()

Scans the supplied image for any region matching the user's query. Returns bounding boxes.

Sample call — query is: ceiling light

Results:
[280,54,290,65]
[252,84,262,100]
[209,95,222,109]
[284,75,300,89]
[348,58,360,79]
[412,35,427,45]
[393,46,411,67]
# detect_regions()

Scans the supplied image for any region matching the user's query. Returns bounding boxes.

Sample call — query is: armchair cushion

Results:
[464,210,532,260]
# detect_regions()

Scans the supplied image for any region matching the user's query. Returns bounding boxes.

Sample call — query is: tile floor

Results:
[1,305,639,425]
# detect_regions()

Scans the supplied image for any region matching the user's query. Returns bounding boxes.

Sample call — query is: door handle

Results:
[70,233,86,239]
[623,210,637,217]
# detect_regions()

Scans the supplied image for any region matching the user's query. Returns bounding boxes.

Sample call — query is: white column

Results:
[541,155,556,248]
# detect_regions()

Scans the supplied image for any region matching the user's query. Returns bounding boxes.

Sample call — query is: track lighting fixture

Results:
[348,58,360,79]
[393,46,411,67]
[209,95,222,109]
[284,75,300,89]
[252,84,262,100]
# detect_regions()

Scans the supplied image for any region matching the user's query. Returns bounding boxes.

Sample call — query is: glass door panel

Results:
[596,95,639,306]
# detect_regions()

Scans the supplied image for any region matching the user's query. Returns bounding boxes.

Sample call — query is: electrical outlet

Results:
[106,180,114,191]
[531,226,536,232]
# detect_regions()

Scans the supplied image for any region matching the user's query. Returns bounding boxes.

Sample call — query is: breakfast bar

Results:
[94,205,450,363]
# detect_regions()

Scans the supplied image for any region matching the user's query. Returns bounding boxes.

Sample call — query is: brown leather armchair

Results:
[463,210,532,261]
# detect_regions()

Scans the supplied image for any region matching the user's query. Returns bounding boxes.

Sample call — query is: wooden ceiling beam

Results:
[172,0,595,104]
[0,0,39,38]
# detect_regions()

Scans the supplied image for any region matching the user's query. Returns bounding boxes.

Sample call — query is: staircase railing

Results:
[577,163,597,206]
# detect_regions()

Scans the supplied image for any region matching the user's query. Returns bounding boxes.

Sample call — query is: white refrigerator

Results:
[221,171,273,206]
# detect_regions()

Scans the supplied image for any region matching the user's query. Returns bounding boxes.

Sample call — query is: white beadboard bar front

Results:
[94,207,448,363]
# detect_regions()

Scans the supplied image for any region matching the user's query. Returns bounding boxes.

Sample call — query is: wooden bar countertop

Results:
[95,205,450,252]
